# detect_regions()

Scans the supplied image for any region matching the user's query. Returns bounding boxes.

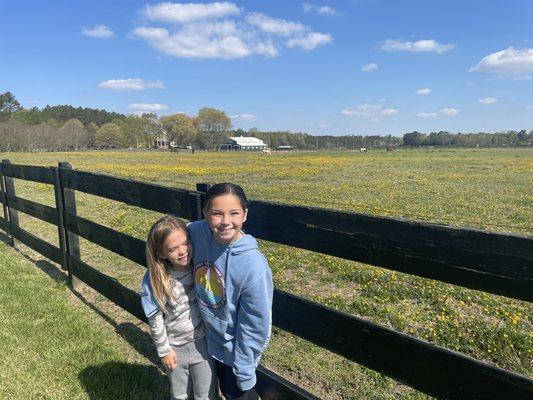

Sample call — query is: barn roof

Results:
[228,136,266,146]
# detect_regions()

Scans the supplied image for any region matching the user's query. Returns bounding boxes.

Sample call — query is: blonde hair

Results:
[145,215,189,309]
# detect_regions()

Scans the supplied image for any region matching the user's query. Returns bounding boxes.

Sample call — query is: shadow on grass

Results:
[79,361,168,400]
[72,291,162,366]
[0,231,12,246]
[0,230,68,284]
[34,259,68,283]
[0,230,163,373]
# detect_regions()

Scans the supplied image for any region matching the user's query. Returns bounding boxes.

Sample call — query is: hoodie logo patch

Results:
[194,261,226,308]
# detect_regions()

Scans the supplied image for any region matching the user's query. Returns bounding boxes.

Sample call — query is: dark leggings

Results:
[214,360,259,400]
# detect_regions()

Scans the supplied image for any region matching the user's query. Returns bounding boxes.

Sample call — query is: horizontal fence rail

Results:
[64,213,147,267]
[3,163,56,185]
[10,225,63,265]
[273,289,533,399]
[6,195,59,225]
[246,201,533,302]
[60,169,202,221]
[0,161,532,400]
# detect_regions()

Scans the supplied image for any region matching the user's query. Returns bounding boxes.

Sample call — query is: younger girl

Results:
[141,215,216,400]
[188,183,273,400]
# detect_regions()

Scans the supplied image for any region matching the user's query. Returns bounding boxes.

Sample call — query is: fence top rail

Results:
[59,168,202,220]
[1,162,56,185]
[244,199,533,301]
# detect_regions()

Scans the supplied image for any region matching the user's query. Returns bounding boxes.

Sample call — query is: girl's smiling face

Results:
[159,228,192,270]
[205,193,247,245]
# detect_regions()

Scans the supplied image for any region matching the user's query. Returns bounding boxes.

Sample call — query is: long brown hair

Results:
[145,215,189,309]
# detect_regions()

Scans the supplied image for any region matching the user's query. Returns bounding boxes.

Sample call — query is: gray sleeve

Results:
[148,311,173,358]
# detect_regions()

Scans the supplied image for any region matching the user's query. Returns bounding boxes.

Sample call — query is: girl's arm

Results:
[148,311,177,369]
[141,271,177,369]
[233,270,273,391]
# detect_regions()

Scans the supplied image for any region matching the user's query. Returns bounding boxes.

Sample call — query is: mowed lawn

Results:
[0,240,169,400]
[1,148,532,399]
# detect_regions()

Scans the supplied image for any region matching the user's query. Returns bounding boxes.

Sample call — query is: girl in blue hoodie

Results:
[188,183,273,400]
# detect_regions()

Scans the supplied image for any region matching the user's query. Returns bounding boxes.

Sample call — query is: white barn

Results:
[220,136,268,151]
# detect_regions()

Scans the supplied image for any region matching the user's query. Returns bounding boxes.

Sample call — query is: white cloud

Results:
[361,63,378,72]
[230,114,257,121]
[469,47,533,78]
[439,107,459,116]
[342,104,398,118]
[129,103,168,112]
[303,3,339,16]
[417,108,459,118]
[287,32,332,51]
[246,12,306,36]
[98,79,165,91]
[303,3,313,12]
[252,39,279,57]
[526,104,533,110]
[317,6,338,15]
[82,25,115,39]
[134,4,331,59]
[381,108,399,116]
[417,112,438,118]
[133,25,252,59]
[416,88,431,95]
[143,1,240,24]
[381,39,455,54]
[479,97,497,104]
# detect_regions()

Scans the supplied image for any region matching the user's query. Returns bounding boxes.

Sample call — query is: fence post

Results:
[58,162,82,290]
[53,167,68,272]
[0,162,9,239]
[188,191,203,222]
[196,183,214,215]
[1,159,19,248]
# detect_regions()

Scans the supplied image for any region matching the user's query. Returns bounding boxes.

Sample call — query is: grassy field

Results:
[1,148,532,399]
[0,240,170,400]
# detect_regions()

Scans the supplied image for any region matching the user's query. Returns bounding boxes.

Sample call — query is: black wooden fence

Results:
[0,159,532,399]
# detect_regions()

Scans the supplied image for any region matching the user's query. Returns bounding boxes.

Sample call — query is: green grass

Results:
[2,148,532,399]
[0,241,169,400]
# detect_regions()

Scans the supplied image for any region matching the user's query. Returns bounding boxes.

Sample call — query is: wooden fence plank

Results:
[2,160,20,248]
[53,167,68,271]
[246,201,533,301]
[59,162,82,289]
[10,226,62,264]
[68,254,147,322]
[60,169,200,220]
[256,366,320,400]
[2,163,55,184]
[273,289,533,400]
[64,213,146,267]
[0,164,8,236]
[6,195,59,225]
[0,162,9,231]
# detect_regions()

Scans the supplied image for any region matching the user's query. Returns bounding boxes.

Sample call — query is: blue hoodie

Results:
[188,219,273,391]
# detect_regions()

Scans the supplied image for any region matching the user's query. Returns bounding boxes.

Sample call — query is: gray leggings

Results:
[167,338,216,400]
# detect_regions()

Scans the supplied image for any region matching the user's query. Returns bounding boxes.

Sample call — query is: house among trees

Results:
[220,135,268,151]
[148,129,178,149]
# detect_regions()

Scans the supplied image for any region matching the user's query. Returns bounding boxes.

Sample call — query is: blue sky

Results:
[1,0,533,136]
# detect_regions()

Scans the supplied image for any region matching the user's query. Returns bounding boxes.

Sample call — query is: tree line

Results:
[0,92,232,151]
[0,92,531,151]
[402,130,532,147]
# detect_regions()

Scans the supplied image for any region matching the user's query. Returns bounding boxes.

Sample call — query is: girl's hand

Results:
[162,350,177,371]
